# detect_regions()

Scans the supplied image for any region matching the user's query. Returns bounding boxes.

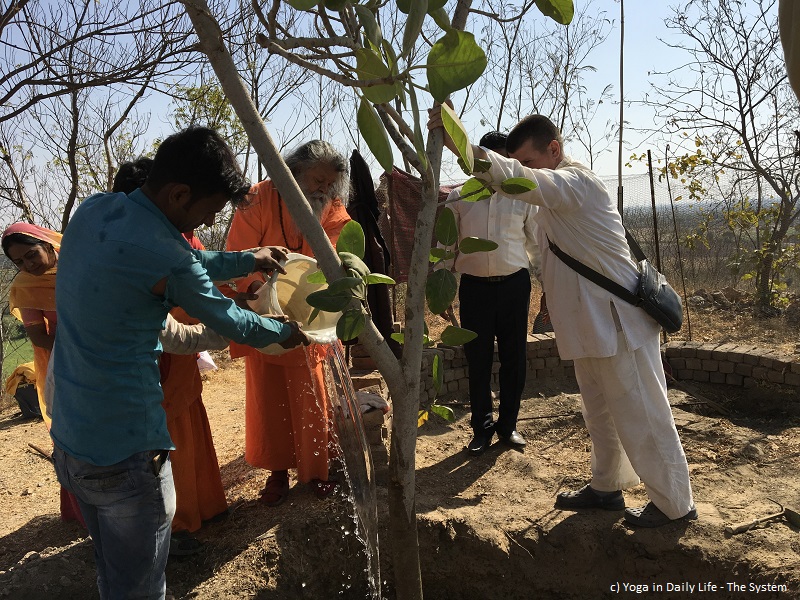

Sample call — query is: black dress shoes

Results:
[467,432,494,455]
[498,430,527,447]
[555,484,625,511]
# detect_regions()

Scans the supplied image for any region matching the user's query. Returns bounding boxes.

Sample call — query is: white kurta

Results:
[484,153,660,360]
[484,151,694,519]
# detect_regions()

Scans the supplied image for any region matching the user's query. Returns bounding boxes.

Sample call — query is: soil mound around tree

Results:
[0,362,798,599]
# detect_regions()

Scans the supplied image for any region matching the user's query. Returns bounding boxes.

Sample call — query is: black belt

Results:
[462,268,527,283]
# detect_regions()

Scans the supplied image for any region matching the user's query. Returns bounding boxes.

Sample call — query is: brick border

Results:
[662,340,800,389]
[417,335,800,402]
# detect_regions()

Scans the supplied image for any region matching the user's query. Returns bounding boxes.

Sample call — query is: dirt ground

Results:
[1,342,799,599]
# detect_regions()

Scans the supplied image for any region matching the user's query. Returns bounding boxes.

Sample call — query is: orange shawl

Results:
[4,223,62,320]
[3,222,62,428]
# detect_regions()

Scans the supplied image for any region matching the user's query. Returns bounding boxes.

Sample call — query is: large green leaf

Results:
[336,308,366,341]
[536,0,574,25]
[286,0,317,9]
[459,237,498,254]
[472,157,493,173]
[306,289,352,312]
[429,247,452,263]
[428,7,451,31]
[306,270,327,284]
[327,276,364,294]
[336,220,366,258]
[396,0,412,13]
[357,98,394,173]
[402,0,428,58]
[381,39,398,73]
[500,177,539,195]
[425,269,457,315]
[460,177,492,202]
[430,403,455,422]
[324,0,347,9]
[427,0,448,10]
[355,49,400,104]
[365,273,396,285]
[432,353,442,394]
[440,325,478,346]
[340,251,371,277]
[390,332,405,344]
[354,5,382,46]
[427,30,487,102]
[440,103,473,173]
[435,206,457,246]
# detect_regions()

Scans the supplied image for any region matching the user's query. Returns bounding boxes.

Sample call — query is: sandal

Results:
[169,530,204,557]
[259,471,290,506]
[310,478,339,499]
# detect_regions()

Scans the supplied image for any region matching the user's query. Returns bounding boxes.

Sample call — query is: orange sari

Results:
[226,180,351,482]
[160,235,227,532]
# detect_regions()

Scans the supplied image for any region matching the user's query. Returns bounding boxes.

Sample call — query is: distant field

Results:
[2,313,33,382]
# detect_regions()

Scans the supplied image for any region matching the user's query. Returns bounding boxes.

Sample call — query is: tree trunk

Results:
[181,2,425,597]
[386,167,440,599]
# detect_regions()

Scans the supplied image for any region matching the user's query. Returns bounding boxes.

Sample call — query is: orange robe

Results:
[226,180,351,483]
[161,235,227,533]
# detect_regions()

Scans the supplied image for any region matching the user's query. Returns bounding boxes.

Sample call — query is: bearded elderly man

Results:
[226,140,351,507]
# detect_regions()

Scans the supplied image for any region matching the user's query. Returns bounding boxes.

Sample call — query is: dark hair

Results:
[478,131,507,152]
[145,126,251,207]
[506,115,564,154]
[2,233,50,259]
[112,158,154,194]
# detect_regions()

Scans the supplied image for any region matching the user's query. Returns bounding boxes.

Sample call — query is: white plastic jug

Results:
[248,253,341,355]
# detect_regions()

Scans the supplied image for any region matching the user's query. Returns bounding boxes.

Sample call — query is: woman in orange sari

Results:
[2,222,84,525]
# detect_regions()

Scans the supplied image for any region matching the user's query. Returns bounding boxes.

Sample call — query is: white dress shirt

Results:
[484,152,661,360]
[444,187,540,278]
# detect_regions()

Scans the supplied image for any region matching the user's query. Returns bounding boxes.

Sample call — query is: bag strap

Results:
[547,235,642,307]
[625,228,647,262]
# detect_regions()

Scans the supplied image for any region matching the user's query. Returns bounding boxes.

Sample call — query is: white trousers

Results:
[573,329,694,519]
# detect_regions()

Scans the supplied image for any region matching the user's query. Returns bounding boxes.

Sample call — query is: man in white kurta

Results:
[439,113,695,527]
[445,132,539,455]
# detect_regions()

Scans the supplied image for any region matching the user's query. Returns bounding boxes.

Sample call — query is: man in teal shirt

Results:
[51,126,308,600]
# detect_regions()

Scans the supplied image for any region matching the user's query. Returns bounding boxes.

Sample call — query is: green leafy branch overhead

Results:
[260,0,572,177]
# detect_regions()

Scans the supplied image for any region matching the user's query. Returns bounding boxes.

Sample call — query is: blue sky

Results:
[582,0,684,176]
[140,1,690,180]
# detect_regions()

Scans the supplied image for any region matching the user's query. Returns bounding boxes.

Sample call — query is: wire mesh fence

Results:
[602,170,800,299]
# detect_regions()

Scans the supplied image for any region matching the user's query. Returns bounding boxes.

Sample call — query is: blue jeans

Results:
[53,446,176,600]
